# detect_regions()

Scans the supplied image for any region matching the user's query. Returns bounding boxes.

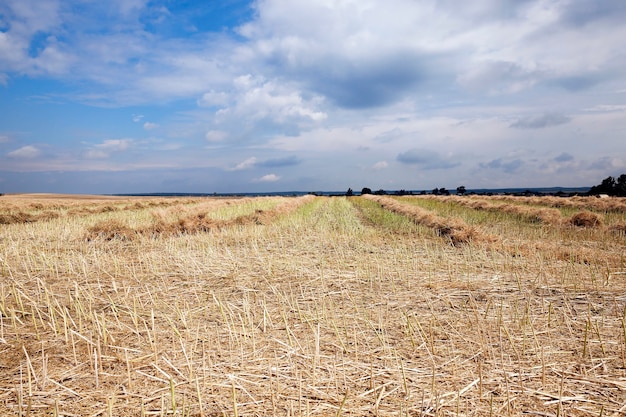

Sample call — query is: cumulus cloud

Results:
[2,1,626,191]
[255,174,280,183]
[396,149,459,170]
[238,1,441,108]
[211,75,327,132]
[510,113,571,129]
[7,145,41,159]
[143,122,159,130]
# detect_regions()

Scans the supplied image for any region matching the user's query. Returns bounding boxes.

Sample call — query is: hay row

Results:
[365,196,625,266]
[362,195,493,245]
[446,196,607,228]
[86,195,315,240]
[0,198,203,225]
[417,195,563,225]
[483,195,626,213]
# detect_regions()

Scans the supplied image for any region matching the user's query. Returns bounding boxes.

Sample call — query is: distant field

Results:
[1,194,625,416]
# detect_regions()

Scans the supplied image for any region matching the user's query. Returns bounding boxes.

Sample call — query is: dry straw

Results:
[362,194,493,245]
[1,194,625,416]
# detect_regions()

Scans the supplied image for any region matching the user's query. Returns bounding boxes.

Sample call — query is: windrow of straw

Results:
[86,195,315,240]
[363,195,491,245]
[484,194,626,213]
[0,210,60,224]
[448,196,607,228]
[439,196,563,225]
[608,221,626,235]
[565,210,604,228]
[0,196,203,225]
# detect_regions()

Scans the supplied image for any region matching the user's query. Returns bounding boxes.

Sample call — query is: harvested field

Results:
[483,195,626,214]
[1,194,626,416]
[0,194,205,226]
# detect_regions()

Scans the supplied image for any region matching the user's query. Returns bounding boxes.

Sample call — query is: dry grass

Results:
[0,194,203,226]
[483,195,626,213]
[566,211,605,228]
[434,195,563,225]
[85,195,314,240]
[1,195,625,416]
[363,195,492,245]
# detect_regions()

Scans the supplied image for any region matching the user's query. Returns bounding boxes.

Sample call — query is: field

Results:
[1,193,625,416]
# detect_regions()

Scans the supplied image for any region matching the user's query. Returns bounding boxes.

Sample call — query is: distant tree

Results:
[439,187,450,195]
[346,188,353,197]
[374,189,387,195]
[361,187,372,195]
[432,188,440,195]
[617,174,626,197]
[589,175,620,196]
[456,185,467,195]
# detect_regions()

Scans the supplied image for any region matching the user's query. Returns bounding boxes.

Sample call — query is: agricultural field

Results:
[1,193,625,416]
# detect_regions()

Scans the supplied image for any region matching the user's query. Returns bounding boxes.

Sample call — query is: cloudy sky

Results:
[1,0,625,194]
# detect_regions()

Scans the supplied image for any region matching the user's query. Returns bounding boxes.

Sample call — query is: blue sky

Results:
[1,0,625,194]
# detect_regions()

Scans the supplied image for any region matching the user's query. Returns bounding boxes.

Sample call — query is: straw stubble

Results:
[0,194,625,415]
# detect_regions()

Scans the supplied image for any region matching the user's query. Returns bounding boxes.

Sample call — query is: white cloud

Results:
[584,105,626,113]
[231,157,257,171]
[0,134,10,143]
[95,139,131,151]
[205,130,227,142]
[1,1,626,192]
[198,90,230,107]
[255,174,280,183]
[457,61,542,94]
[211,75,327,135]
[85,139,131,159]
[7,145,41,159]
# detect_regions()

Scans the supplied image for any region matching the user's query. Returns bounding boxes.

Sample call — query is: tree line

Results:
[346,174,626,197]
[345,186,467,196]
[588,174,626,197]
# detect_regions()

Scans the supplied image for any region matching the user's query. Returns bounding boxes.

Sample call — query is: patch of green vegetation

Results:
[350,196,429,236]
[394,197,500,225]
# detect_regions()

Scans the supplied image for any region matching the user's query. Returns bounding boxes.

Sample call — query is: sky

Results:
[1,0,626,194]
